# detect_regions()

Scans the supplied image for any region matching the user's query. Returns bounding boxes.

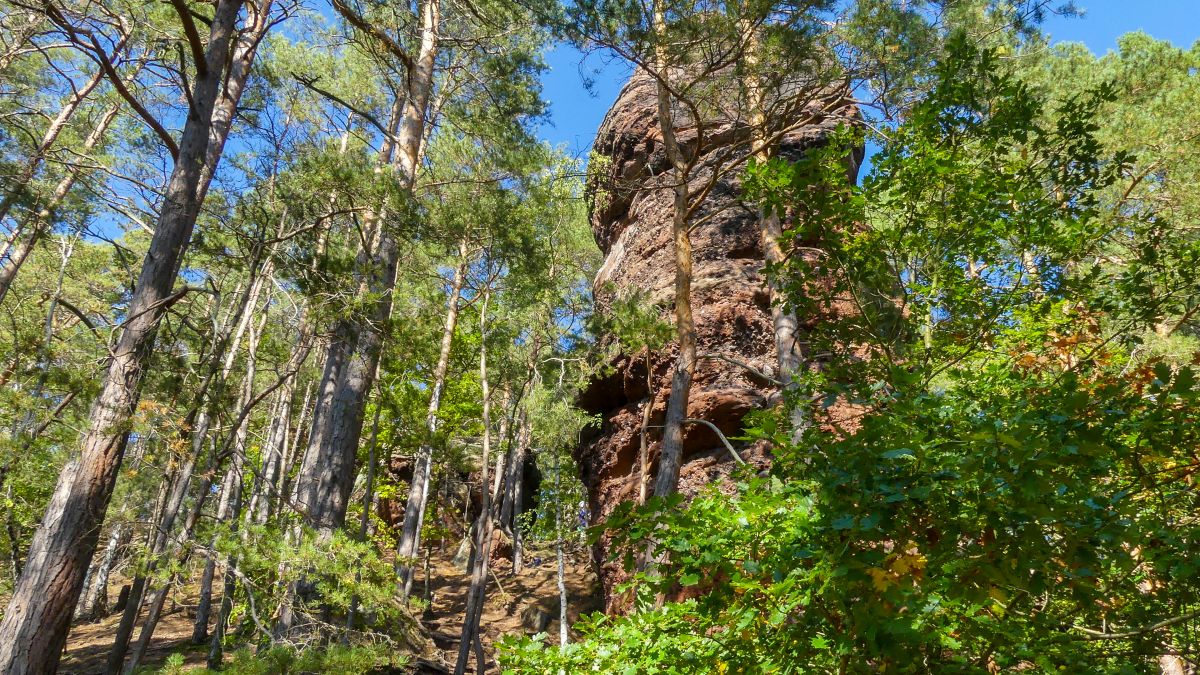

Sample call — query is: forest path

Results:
[411,542,601,673]
[59,585,207,674]
[56,544,600,674]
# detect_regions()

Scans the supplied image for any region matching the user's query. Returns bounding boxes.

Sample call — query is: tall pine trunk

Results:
[0,3,263,670]
[650,3,696,498]
[284,2,441,617]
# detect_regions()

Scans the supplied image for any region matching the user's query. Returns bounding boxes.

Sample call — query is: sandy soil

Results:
[58,544,601,674]
[60,588,209,674]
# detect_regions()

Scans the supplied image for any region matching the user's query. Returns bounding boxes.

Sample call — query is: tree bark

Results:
[455,289,493,675]
[277,380,314,514]
[76,454,140,624]
[638,349,654,504]
[650,2,697,498]
[345,388,384,633]
[740,21,807,435]
[506,413,531,574]
[396,243,466,596]
[289,99,403,540]
[0,3,257,670]
[192,295,269,644]
[128,322,284,673]
[108,253,268,671]
[245,382,292,526]
[0,96,123,306]
[489,386,512,506]
[555,456,569,647]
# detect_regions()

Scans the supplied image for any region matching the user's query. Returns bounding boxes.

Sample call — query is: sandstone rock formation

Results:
[576,71,860,611]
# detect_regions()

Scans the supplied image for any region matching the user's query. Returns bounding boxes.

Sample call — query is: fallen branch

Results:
[698,353,782,386]
[1074,609,1200,641]
[682,418,746,465]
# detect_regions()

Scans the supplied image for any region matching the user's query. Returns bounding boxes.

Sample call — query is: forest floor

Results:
[58,543,601,674]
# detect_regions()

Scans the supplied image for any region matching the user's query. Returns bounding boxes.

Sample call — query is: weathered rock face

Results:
[576,71,860,611]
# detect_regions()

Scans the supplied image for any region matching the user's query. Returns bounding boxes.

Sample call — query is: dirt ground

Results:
[58,544,601,674]
[59,595,209,674]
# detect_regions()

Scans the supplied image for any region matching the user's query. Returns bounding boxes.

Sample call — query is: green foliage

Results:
[502,28,1200,675]
[210,524,415,648]
[153,643,406,674]
[600,286,675,354]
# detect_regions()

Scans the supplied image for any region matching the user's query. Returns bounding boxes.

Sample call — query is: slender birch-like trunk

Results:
[192,295,271,643]
[638,349,654,504]
[455,289,493,675]
[0,94,124,305]
[555,456,569,647]
[396,244,466,595]
[738,21,809,437]
[0,36,122,227]
[128,308,282,673]
[107,256,269,673]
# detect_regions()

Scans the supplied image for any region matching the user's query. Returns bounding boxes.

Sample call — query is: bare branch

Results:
[168,0,208,78]
[329,0,414,77]
[682,418,746,465]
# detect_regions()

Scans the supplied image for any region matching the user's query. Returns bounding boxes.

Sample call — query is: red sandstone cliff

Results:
[576,70,860,611]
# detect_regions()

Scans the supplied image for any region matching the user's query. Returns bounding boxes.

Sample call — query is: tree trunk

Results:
[193,298,268,644]
[345,390,384,633]
[649,13,697,498]
[455,289,493,675]
[204,407,257,665]
[104,575,147,675]
[489,386,512,507]
[508,414,531,574]
[638,349,654,504]
[0,98,123,306]
[293,0,444,602]
[0,4,259,670]
[289,98,404,540]
[245,385,291,526]
[109,260,268,670]
[396,243,465,596]
[555,457,569,647]
[135,285,271,670]
[77,520,124,621]
[277,380,314,514]
[193,552,218,644]
[740,22,807,435]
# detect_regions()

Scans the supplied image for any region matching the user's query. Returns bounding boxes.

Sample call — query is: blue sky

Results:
[534,0,1200,156]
